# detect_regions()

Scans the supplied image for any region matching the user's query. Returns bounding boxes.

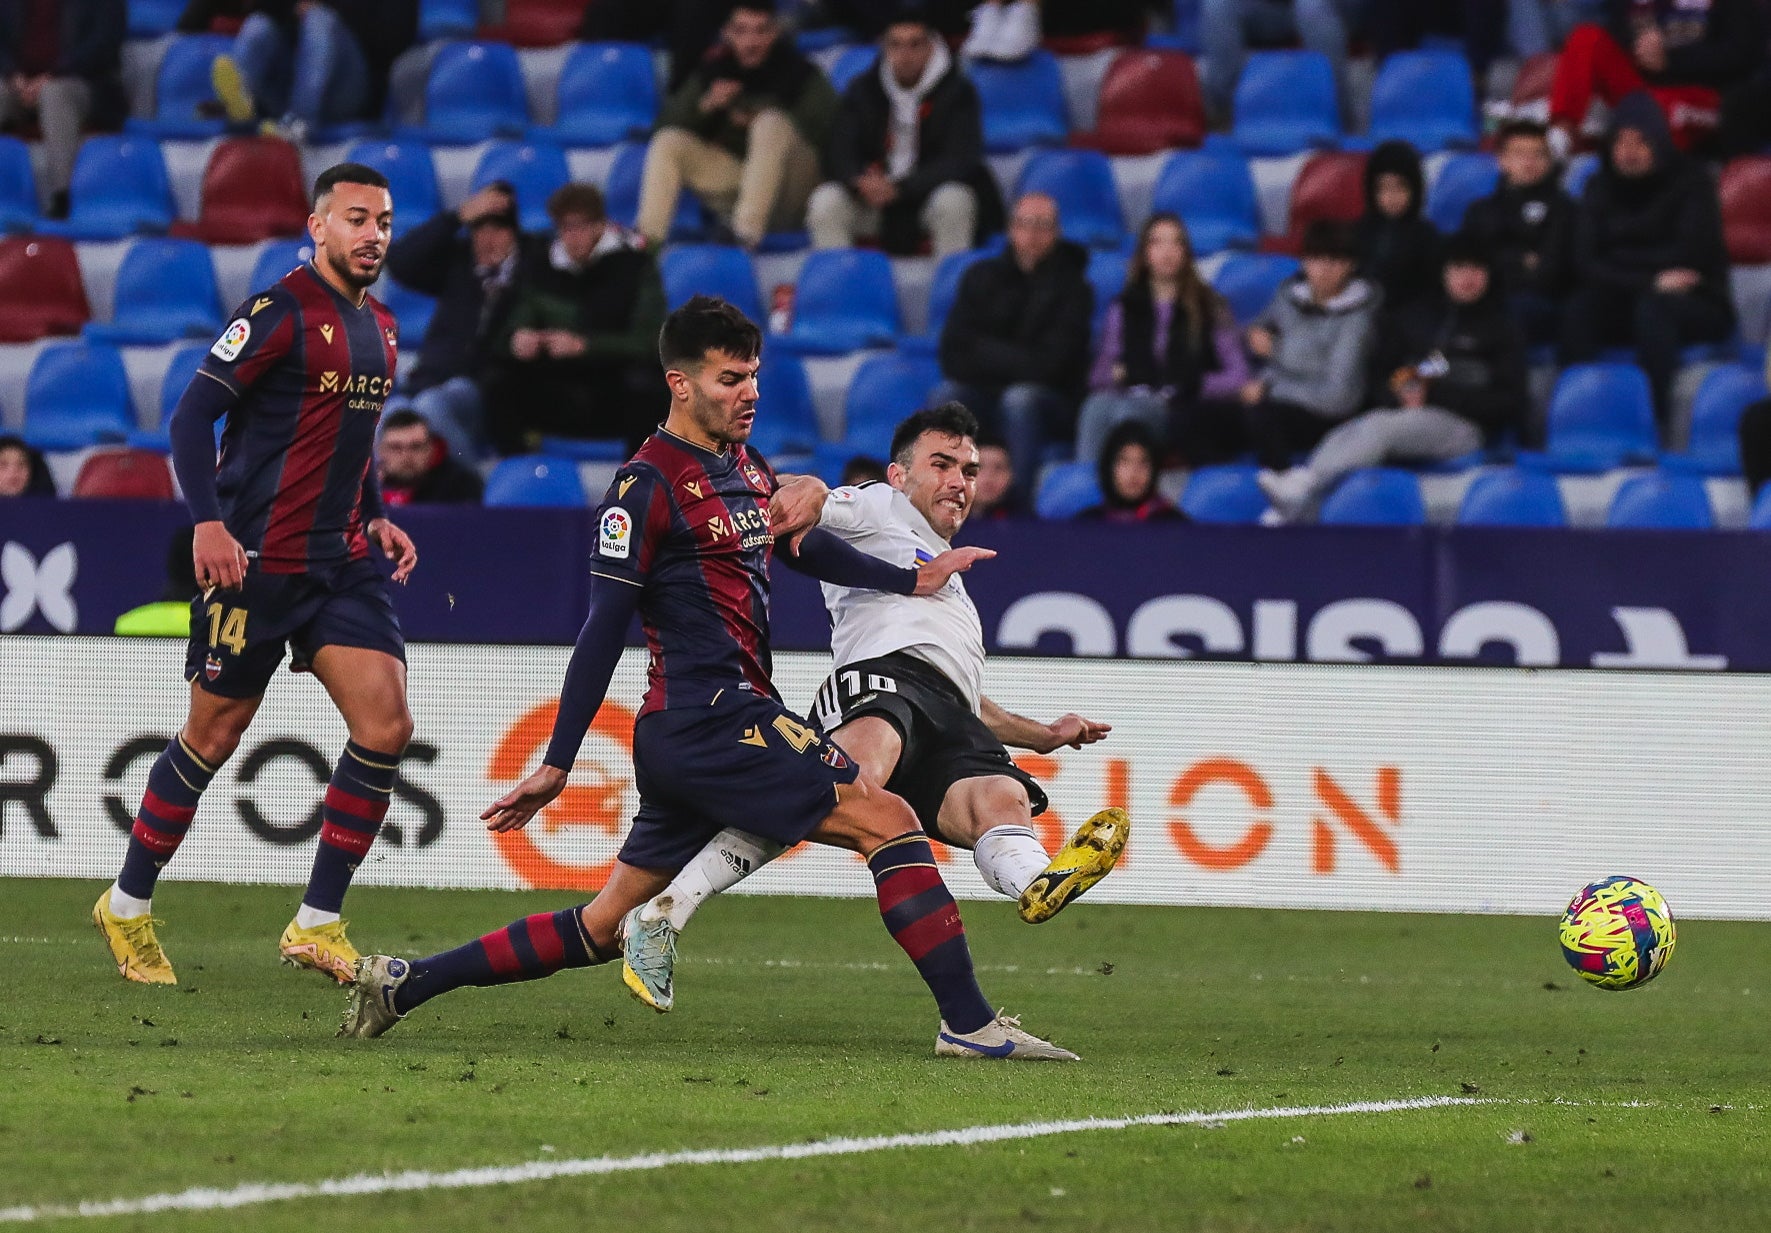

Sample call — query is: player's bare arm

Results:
[980,696,1111,753]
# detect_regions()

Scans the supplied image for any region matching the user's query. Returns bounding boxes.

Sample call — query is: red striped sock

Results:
[868,832,994,1034]
[395,906,602,1015]
[302,741,398,914]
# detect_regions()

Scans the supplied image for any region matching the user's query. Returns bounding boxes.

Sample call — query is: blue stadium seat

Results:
[1015,149,1125,250]
[412,42,529,143]
[828,45,878,95]
[1232,51,1339,156]
[1036,460,1103,519]
[1455,467,1567,526]
[1671,365,1768,476]
[1751,484,1771,530]
[49,137,175,240]
[484,455,588,507]
[546,42,659,146]
[1179,463,1267,523]
[749,350,820,457]
[1427,152,1498,233]
[470,141,571,231]
[1542,363,1658,470]
[775,249,899,355]
[250,238,314,292]
[380,276,439,352]
[129,0,186,36]
[1606,471,1714,529]
[972,51,1068,153]
[536,437,628,461]
[158,343,209,425]
[125,34,229,139]
[86,239,223,346]
[903,248,988,355]
[1151,150,1260,254]
[1318,467,1426,525]
[660,245,764,321]
[0,136,37,230]
[1085,248,1129,337]
[1211,253,1298,325]
[25,341,134,450]
[605,141,709,241]
[345,142,441,236]
[1565,153,1599,199]
[419,0,480,39]
[1367,50,1478,151]
[841,351,944,457]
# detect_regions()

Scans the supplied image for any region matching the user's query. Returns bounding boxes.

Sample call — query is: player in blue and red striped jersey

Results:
[94,163,420,988]
[343,297,1077,1059]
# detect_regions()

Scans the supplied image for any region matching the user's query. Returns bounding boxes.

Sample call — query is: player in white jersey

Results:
[617,403,1129,1014]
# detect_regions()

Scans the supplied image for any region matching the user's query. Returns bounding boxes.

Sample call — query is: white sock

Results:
[295,904,340,929]
[640,829,785,931]
[109,885,151,919]
[972,824,1050,899]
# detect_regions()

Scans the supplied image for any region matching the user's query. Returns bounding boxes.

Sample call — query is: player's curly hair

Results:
[658,295,762,372]
[890,401,980,470]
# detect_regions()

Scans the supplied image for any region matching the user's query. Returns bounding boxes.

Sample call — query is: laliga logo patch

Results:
[211,318,251,362]
[599,508,633,559]
[1,541,78,632]
[204,654,223,681]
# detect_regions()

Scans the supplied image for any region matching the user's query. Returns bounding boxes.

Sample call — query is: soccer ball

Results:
[1558,876,1676,990]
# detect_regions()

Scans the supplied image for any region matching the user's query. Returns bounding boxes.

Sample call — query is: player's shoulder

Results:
[602,453,671,507]
[832,480,898,513]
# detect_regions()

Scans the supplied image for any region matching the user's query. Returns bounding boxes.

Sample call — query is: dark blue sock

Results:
[302,741,399,914]
[394,906,603,1015]
[117,737,218,901]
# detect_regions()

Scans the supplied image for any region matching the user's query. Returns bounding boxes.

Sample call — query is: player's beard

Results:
[328,245,383,291]
[689,386,754,450]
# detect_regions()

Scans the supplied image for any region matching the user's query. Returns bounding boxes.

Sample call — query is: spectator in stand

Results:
[1459,119,1574,348]
[376,410,483,506]
[935,191,1094,498]
[581,0,734,93]
[1076,421,1184,522]
[839,455,887,485]
[1199,0,1363,126]
[806,14,1000,259]
[0,432,54,497]
[1357,140,1442,313]
[1733,349,1771,497]
[485,183,668,455]
[637,1,836,250]
[0,0,125,217]
[383,183,528,461]
[1076,212,1249,469]
[968,438,1026,520]
[1561,91,1735,425]
[1260,233,1527,522]
[1546,0,1766,155]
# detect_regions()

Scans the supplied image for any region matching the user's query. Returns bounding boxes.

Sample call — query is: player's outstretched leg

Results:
[1017,807,1131,925]
[283,740,402,982]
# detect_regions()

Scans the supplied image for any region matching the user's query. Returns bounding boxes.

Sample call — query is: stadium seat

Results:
[1750,484,1771,530]
[1074,49,1206,156]
[345,142,441,236]
[159,343,209,425]
[413,42,529,143]
[1035,461,1103,518]
[24,341,134,450]
[1719,156,1771,266]
[903,247,988,355]
[971,51,1068,153]
[536,436,627,460]
[1564,153,1599,199]
[470,141,571,232]
[828,45,878,95]
[50,136,176,240]
[484,455,588,507]
[1606,472,1714,529]
[660,245,763,321]
[182,137,309,244]
[86,239,223,346]
[1085,248,1128,338]
[1318,467,1426,525]
[841,351,944,457]
[1178,463,1267,523]
[1232,50,1339,156]
[1672,365,1769,475]
[1015,150,1124,250]
[1366,50,1478,151]
[419,0,480,39]
[0,236,89,341]
[546,42,659,146]
[1542,363,1657,469]
[749,350,820,457]
[774,249,899,355]
[1284,151,1368,250]
[379,277,439,351]
[125,33,229,139]
[1455,467,1567,526]
[496,0,590,46]
[128,0,186,37]
[1426,152,1499,234]
[1212,253,1298,325]
[71,448,176,500]
[0,136,36,231]
[605,141,708,241]
[1150,150,1260,254]
[249,238,314,293]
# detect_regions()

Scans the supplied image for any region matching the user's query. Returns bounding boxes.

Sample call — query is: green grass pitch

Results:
[3,877,1767,1231]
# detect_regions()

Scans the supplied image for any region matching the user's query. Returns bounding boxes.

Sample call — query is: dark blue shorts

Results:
[617,688,861,873]
[184,557,405,699]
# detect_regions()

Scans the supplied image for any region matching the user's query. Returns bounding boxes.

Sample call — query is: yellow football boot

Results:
[279,918,361,983]
[92,888,177,984]
[1017,807,1130,924]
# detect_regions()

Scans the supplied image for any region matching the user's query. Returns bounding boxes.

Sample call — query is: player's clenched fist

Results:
[913,546,994,596]
[192,519,249,592]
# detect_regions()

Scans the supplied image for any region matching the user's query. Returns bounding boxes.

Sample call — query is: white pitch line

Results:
[0,1096,1485,1224]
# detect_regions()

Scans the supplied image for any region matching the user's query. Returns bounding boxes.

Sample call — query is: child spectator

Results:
[1356,140,1442,312]
[1460,119,1575,346]
[1077,422,1185,523]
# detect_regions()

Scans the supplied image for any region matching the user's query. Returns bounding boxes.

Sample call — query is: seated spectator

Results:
[1199,0,1361,126]
[1076,212,1249,469]
[0,432,54,496]
[1560,92,1735,424]
[840,454,887,486]
[383,183,529,461]
[376,410,483,505]
[935,191,1094,499]
[1357,140,1442,312]
[1733,349,1771,497]
[1077,421,1184,522]
[485,183,668,455]
[1546,0,1765,155]
[968,437,1026,520]
[637,1,835,250]
[1459,119,1574,347]
[1260,233,1526,522]
[0,0,125,216]
[962,0,1041,62]
[806,14,1000,259]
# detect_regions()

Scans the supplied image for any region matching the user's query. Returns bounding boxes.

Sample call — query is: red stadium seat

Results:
[1720,156,1771,266]
[1278,150,1367,252]
[487,0,589,47]
[1073,49,1206,156]
[181,136,309,244]
[0,236,89,342]
[72,448,176,500]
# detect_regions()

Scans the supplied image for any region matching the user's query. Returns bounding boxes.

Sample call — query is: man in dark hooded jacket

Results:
[1460,119,1575,346]
[1355,140,1443,312]
[1560,90,1735,424]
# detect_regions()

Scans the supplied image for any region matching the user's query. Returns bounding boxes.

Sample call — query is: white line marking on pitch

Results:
[0,1096,1484,1224]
